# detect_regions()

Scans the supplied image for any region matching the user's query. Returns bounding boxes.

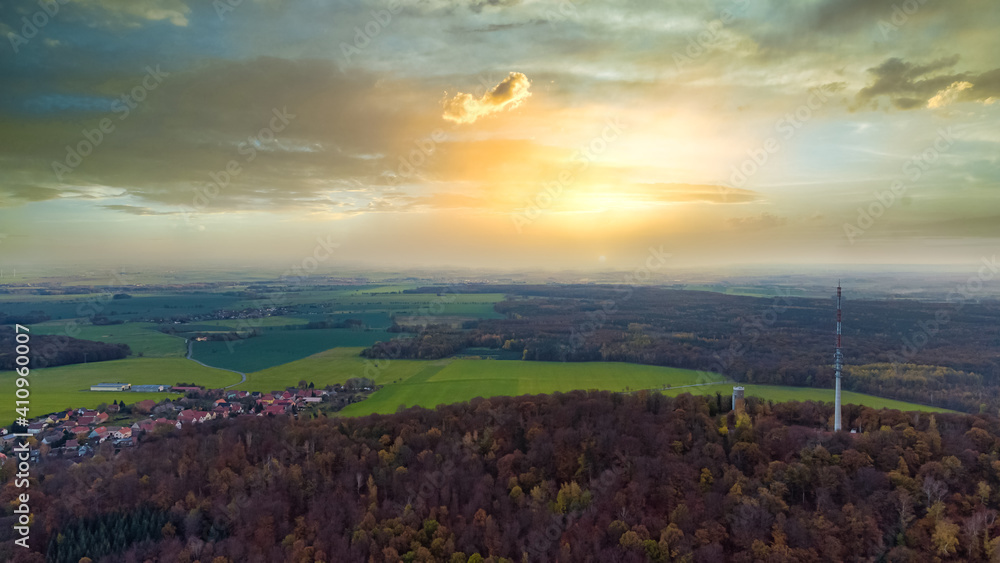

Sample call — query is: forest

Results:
[0,327,130,370]
[363,285,1000,414]
[4,391,1000,562]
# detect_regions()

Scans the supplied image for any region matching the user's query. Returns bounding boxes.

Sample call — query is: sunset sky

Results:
[1,0,998,270]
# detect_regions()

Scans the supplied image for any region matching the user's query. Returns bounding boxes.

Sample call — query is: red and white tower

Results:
[834,281,843,431]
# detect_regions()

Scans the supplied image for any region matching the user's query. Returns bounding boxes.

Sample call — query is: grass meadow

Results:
[0,358,242,426]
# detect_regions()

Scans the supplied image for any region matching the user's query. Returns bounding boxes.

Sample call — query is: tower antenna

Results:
[834,280,843,431]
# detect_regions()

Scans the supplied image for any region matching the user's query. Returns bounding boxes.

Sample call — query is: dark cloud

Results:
[101,205,179,215]
[466,0,521,13]
[0,58,443,211]
[854,56,1000,110]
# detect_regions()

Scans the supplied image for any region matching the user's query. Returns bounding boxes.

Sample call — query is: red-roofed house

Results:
[177,410,213,425]
[262,404,287,416]
[134,399,157,413]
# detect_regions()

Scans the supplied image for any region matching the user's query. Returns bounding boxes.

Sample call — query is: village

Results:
[0,378,378,463]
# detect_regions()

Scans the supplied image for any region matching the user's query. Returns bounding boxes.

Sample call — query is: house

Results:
[132,420,155,433]
[303,397,322,403]
[177,410,212,425]
[70,426,90,436]
[78,415,96,426]
[112,427,132,440]
[134,399,157,413]
[94,412,109,424]
[40,431,63,445]
[27,422,46,435]
[64,439,79,450]
[262,404,288,416]
[89,427,111,442]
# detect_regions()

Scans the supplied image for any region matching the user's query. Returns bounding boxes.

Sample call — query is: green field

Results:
[190,329,405,373]
[337,359,955,417]
[338,359,730,416]
[238,347,437,391]
[657,383,952,413]
[194,316,310,329]
[0,357,242,425]
[32,321,186,358]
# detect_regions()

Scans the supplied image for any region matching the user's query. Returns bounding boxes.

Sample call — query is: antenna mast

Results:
[834,281,842,431]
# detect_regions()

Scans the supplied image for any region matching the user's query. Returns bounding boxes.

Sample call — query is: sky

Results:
[0,0,998,272]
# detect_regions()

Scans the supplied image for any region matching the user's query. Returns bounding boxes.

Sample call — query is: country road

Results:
[186,339,247,389]
[622,380,735,395]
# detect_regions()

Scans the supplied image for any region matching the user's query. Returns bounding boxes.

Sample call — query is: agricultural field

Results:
[189,328,403,373]
[298,292,507,318]
[338,359,730,416]
[0,292,244,321]
[0,358,241,426]
[659,383,953,413]
[238,347,439,391]
[193,316,310,329]
[337,359,955,417]
[32,321,186,358]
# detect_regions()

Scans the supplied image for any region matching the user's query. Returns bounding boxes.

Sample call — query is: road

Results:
[185,339,247,389]
[622,380,735,394]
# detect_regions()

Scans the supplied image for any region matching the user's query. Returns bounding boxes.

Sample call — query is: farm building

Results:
[91,382,131,392]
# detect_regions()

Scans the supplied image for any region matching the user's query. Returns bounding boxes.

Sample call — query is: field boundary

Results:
[185,339,246,388]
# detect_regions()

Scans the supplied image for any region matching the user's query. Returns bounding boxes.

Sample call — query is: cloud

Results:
[726,212,788,231]
[641,184,762,205]
[442,72,531,124]
[0,59,443,213]
[854,56,1000,110]
[101,205,179,216]
[72,0,192,27]
[927,81,974,108]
